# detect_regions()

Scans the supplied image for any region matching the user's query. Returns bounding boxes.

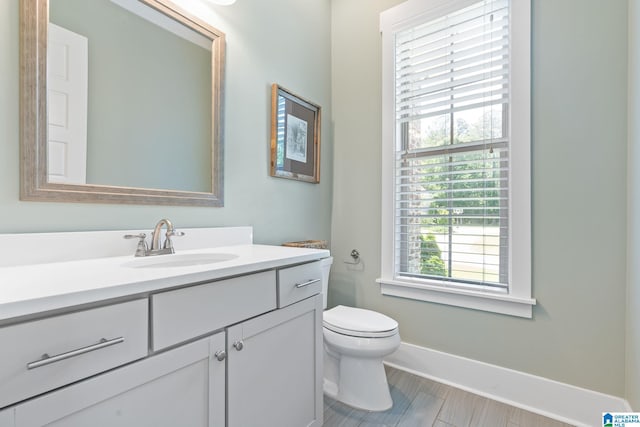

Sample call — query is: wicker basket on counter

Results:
[282,240,328,249]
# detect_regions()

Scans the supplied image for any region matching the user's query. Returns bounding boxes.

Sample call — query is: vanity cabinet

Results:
[0,260,324,427]
[227,294,323,427]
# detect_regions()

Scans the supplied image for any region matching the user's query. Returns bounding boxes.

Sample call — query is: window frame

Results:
[378,0,534,318]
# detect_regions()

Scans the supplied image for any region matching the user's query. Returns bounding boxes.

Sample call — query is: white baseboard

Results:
[384,342,631,427]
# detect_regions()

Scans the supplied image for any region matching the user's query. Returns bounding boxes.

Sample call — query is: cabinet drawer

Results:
[278,261,322,307]
[0,299,148,409]
[152,270,276,351]
[8,334,225,427]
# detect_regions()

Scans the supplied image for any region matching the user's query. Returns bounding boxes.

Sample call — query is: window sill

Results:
[376,277,536,318]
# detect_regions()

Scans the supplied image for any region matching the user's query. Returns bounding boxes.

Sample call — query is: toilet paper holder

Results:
[344,249,360,265]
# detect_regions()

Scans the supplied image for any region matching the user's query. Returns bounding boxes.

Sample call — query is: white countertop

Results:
[0,244,329,322]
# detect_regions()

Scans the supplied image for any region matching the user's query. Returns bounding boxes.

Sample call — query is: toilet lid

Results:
[323,305,398,338]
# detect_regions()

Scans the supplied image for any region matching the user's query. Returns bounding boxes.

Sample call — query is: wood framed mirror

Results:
[20,0,225,206]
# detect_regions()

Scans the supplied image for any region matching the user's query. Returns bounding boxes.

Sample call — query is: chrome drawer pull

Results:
[295,278,320,288]
[27,337,125,370]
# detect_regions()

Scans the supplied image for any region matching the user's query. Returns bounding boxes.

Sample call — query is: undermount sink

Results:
[123,253,238,269]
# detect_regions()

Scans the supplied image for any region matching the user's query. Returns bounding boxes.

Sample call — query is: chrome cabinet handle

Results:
[27,337,125,370]
[214,350,226,361]
[233,341,244,351]
[295,278,320,288]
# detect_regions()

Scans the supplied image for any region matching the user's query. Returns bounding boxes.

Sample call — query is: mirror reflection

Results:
[20,0,224,206]
[48,0,212,192]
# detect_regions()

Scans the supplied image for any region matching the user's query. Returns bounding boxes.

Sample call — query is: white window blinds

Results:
[394,0,510,289]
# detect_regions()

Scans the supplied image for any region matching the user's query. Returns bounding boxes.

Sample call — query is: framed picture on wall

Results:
[270,84,321,183]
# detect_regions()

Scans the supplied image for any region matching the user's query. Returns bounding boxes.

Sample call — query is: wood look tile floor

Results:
[323,366,574,427]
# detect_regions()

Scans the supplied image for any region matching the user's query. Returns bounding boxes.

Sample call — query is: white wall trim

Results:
[378,279,535,318]
[384,342,631,427]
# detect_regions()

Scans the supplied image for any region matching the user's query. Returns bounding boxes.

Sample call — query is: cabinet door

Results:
[10,333,226,427]
[227,295,323,427]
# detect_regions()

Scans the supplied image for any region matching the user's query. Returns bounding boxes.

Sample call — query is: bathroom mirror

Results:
[20,0,225,206]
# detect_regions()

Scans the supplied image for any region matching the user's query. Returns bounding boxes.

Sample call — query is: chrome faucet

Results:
[124,219,184,257]
[150,218,184,255]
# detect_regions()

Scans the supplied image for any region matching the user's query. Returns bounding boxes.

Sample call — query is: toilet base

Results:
[323,350,393,412]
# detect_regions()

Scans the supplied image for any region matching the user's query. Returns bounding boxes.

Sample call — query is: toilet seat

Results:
[323,305,398,338]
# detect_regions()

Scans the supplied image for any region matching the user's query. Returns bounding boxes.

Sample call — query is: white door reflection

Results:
[47,23,88,184]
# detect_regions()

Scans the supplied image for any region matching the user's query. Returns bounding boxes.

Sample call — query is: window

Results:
[379,0,534,317]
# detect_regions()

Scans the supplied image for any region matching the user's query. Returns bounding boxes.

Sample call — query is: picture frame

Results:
[270,84,321,183]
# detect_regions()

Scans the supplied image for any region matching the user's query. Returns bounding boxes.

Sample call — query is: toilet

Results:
[319,257,401,411]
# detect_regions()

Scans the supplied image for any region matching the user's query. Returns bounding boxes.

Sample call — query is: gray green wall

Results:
[330,0,628,398]
[628,0,640,411]
[0,0,333,245]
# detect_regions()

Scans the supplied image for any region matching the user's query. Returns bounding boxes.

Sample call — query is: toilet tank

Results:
[320,257,333,309]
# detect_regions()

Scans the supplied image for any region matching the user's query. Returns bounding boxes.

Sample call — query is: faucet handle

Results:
[124,233,148,257]
[164,230,185,250]
[124,233,146,240]
[166,230,185,238]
